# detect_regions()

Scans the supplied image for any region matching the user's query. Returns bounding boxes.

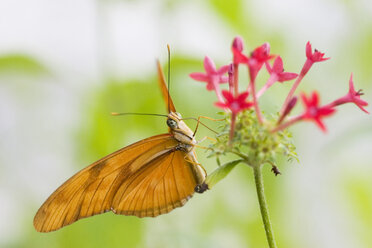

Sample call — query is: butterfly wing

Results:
[157,60,176,113]
[34,134,199,232]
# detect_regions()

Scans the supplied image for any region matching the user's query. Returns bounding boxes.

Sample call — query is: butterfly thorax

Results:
[167,112,196,149]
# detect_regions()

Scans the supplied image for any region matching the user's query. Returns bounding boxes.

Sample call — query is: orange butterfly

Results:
[34,60,207,232]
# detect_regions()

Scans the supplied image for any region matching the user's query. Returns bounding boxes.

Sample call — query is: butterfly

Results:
[33,60,208,232]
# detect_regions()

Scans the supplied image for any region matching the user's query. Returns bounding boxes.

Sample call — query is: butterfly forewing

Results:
[33,134,198,232]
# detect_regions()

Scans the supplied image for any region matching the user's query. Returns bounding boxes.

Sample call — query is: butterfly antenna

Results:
[167,44,171,113]
[111,112,168,118]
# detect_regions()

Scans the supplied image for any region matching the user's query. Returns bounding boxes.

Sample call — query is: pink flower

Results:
[328,73,369,113]
[215,91,253,114]
[250,43,274,63]
[300,41,330,76]
[232,36,248,65]
[248,43,274,81]
[301,91,336,132]
[189,56,229,91]
[267,56,298,82]
[306,41,330,63]
[257,56,298,98]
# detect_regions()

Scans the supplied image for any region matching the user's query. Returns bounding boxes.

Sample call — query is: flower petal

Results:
[348,73,355,94]
[215,102,227,109]
[314,118,327,132]
[311,91,319,106]
[306,41,312,59]
[189,72,208,82]
[272,56,284,73]
[219,75,229,83]
[222,90,234,103]
[233,49,249,64]
[204,56,217,74]
[237,92,249,102]
[278,72,298,82]
[217,65,230,75]
[206,82,215,91]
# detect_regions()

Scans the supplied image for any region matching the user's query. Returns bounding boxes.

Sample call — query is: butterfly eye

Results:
[167,119,178,129]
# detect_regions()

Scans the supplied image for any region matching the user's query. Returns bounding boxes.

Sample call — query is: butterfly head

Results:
[167,112,195,144]
[167,112,182,129]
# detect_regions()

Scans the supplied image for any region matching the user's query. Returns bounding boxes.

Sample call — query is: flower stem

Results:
[253,165,277,248]
[257,74,278,99]
[271,114,303,133]
[229,112,236,146]
[233,64,239,97]
[280,59,312,115]
[250,79,264,124]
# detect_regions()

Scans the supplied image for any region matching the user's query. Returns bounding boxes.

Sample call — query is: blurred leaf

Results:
[0,54,49,77]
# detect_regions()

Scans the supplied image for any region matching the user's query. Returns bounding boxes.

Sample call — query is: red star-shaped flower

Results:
[215,90,253,114]
[329,73,369,113]
[306,41,330,63]
[301,91,336,132]
[189,56,229,91]
[267,56,298,82]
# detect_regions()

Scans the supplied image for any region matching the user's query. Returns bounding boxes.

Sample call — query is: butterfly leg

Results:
[184,152,207,184]
[184,155,202,166]
[194,144,209,150]
[192,116,224,137]
[197,136,216,143]
[184,156,207,181]
[193,136,216,149]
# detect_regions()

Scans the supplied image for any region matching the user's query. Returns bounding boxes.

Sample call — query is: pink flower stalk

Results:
[277,96,298,124]
[228,64,234,94]
[280,42,329,114]
[215,90,253,144]
[257,56,298,98]
[247,43,274,124]
[242,43,274,124]
[231,36,248,96]
[190,56,229,102]
[300,91,336,132]
[326,74,369,113]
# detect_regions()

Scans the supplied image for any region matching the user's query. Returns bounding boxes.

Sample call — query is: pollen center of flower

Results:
[231,102,240,112]
[309,107,318,116]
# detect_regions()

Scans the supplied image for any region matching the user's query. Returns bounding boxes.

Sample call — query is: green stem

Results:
[253,165,277,248]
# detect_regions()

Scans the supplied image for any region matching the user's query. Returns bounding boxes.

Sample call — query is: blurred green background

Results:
[1,0,372,247]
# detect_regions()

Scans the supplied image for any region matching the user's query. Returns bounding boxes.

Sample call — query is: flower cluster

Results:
[190,37,369,138]
[189,36,369,176]
[189,37,369,247]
